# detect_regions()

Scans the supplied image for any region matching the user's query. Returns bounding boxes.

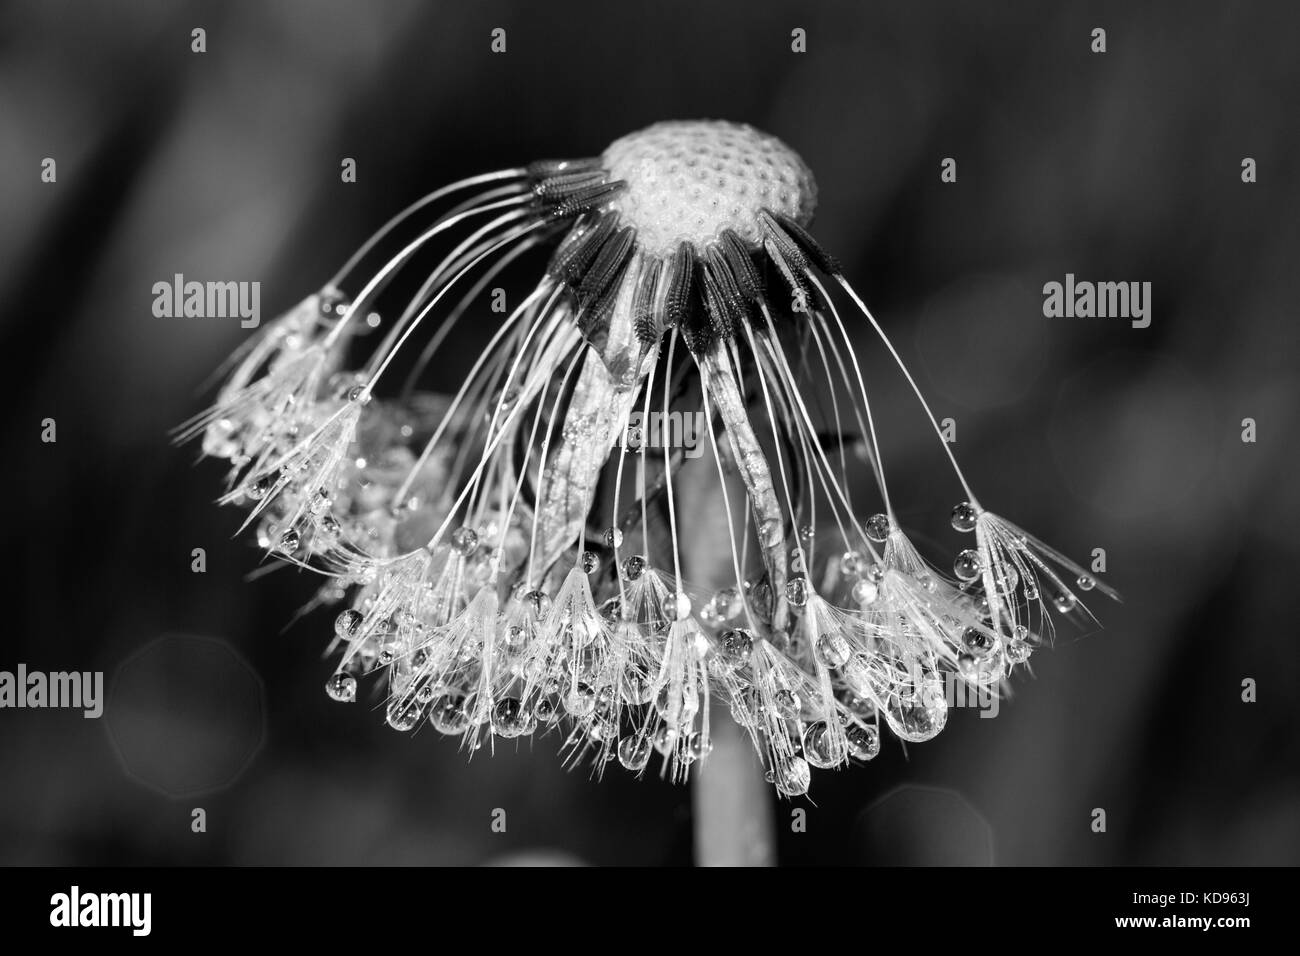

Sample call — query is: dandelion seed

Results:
[182,120,1117,794]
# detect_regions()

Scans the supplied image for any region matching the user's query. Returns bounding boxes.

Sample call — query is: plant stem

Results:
[692,704,776,866]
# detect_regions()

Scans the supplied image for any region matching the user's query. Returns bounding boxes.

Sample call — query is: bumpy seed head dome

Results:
[602,120,818,257]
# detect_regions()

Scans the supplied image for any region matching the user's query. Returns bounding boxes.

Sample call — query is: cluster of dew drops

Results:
[301,486,1101,796]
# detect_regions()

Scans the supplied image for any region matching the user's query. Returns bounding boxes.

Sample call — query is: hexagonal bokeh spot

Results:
[852,784,995,865]
[105,633,265,797]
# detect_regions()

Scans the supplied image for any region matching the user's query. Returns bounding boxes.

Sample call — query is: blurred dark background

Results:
[2,0,1297,865]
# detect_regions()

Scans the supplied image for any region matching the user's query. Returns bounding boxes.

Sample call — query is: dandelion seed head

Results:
[179,119,1118,796]
[603,120,816,256]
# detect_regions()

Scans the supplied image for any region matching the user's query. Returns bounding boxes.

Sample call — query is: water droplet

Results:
[772,755,811,796]
[774,688,801,719]
[385,698,422,731]
[603,527,624,549]
[534,697,557,723]
[865,514,891,543]
[278,528,300,554]
[688,732,712,760]
[622,555,646,581]
[965,642,1008,684]
[961,626,995,657]
[325,672,356,702]
[618,734,652,771]
[655,683,698,729]
[310,488,332,515]
[334,609,363,640]
[1053,591,1077,613]
[1023,583,1040,601]
[815,632,851,668]
[429,694,470,735]
[867,563,886,583]
[492,697,533,738]
[450,526,478,555]
[803,721,847,768]
[563,681,597,717]
[841,550,863,575]
[850,577,878,607]
[1076,574,1095,592]
[525,589,552,617]
[953,549,982,582]
[580,550,599,574]
[951,501,978,533]
[785,577,808,607]
[846,723,880,761]
[247,471,277,501]
[1005,638,1033,664]
[720,628,754,667]
[346,384,367,403]
[653,725,677,755]
[884,679,949,743]
[666,591,691,620]
[505,624,528,652]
